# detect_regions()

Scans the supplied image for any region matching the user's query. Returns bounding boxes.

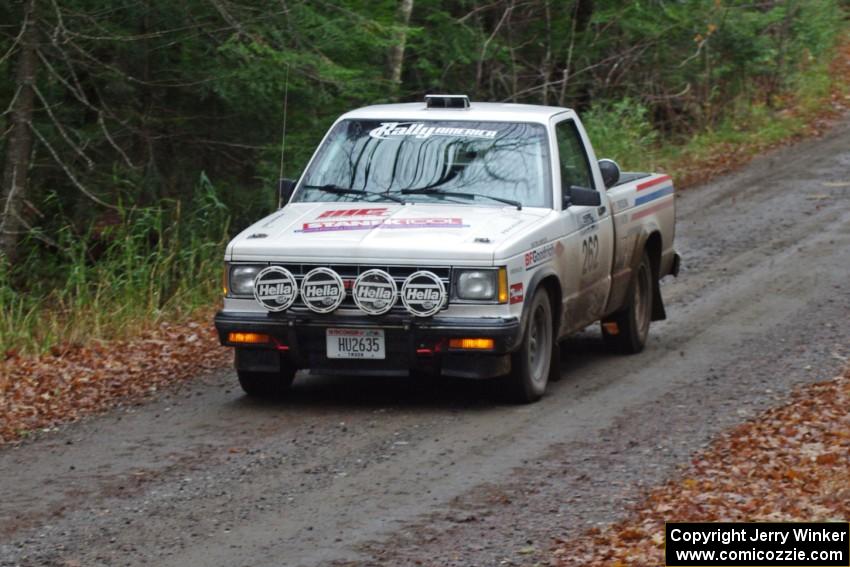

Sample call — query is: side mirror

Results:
[278,178,297,208]
[563,186,601,208]
[598,158,621,189]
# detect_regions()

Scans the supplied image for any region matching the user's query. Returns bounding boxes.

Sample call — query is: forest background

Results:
[1,0,847,354]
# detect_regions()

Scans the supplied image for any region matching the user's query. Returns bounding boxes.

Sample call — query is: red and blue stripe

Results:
[631,175,674,221]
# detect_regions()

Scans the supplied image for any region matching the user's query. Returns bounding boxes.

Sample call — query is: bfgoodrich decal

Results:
[524,243,556,270]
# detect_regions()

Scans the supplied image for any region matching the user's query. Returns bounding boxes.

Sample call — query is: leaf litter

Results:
[0,318,230,444]
[551,365,850,565]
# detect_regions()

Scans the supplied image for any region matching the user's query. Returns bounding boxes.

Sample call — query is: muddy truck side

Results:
[214,95,680,402]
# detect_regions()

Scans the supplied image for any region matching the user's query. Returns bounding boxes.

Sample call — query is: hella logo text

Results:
[302,284,340,298]
[256,282,293,297]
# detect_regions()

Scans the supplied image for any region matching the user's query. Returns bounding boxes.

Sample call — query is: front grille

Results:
[271,263,451,312]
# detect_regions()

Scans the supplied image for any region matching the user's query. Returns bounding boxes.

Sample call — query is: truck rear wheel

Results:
[503,288,554,403]
[602,251,653,354]
[237,364,296,398]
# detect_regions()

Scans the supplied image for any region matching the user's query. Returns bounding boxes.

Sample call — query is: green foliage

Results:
[582,99,659,171]
[0,0,847,353]
[0,175,230,353]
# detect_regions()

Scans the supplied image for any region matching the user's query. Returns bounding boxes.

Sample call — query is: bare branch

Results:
[6,212,61,249]
[98,113,135,168]
[476,1,513,93]
[32,83,94,170]
[678,38,708,68]
[29,121,118,210]
[194,138,267,150]
[35,50,85,103]
[0,9,28,66]
[1,85,22,117]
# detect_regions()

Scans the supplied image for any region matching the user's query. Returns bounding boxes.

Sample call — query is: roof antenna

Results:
[277,63,290,209]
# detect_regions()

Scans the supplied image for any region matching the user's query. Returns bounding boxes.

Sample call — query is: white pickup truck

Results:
[215,95,680,402]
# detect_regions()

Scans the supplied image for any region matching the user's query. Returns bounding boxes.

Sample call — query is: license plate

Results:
[326,328,385,360]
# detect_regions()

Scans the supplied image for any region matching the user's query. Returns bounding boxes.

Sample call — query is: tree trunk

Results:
[0,0,38,263]
[385,0,414,93]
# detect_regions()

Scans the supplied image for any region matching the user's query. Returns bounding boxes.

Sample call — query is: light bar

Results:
[448,338,495,350]
[425,94,470,109]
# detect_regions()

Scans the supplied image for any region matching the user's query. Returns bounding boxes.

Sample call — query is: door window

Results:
[555,120,595,195]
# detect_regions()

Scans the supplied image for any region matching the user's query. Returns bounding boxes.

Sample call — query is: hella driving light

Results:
[455,269,498,300]
[229,264,262,296]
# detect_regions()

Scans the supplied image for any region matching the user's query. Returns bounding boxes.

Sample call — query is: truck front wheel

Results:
[237,364,296,398]
[503,288,554,403]
[602,250,653,354]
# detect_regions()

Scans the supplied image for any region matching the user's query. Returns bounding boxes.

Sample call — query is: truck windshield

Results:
[294,120,551,208]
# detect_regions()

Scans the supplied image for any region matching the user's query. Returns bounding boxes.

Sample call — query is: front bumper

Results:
[214,310,523,379]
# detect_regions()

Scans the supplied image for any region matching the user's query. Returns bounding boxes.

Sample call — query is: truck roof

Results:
[341,101,574,124]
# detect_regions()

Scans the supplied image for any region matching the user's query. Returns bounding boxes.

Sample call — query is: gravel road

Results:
[1,121,849,567]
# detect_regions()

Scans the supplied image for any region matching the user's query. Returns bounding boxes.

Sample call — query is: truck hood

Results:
[227,202,549,263]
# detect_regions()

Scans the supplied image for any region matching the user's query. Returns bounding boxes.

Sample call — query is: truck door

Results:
[554,117,614,328]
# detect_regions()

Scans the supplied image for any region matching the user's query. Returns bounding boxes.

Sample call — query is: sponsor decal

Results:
[298,217,466,233]
[631,198,674,221]
[400,271,446,317]
[524,242,556,270]
[317,208,389,219]
[300,267,346,313]
[509,283,524,305]
[580,212,598,235]
[352,269,398,315]
[369,122,498,141]
[635,174,672,192]
[634,185,674,207]
[253,266,298,312]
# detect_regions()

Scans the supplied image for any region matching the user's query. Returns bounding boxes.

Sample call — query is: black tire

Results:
[237,363,296,398]
[503,288,554,403]
[602,251,653,354]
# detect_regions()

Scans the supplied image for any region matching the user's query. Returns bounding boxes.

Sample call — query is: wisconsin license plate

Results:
[326,328,386,360]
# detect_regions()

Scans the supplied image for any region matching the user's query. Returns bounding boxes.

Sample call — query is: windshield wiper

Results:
[303,184,406,204]
[400,187,521,210]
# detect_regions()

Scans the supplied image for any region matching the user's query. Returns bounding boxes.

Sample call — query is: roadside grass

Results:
[551,364,850,565]
[1,178,230,356]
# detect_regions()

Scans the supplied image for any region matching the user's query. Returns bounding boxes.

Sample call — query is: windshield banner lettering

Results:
[369,122,498,140]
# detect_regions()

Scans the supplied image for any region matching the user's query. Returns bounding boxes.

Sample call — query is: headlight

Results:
[229,264,262,296]
[455,269,498,300]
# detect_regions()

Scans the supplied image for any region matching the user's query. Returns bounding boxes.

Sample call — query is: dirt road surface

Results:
[1,121,849,567]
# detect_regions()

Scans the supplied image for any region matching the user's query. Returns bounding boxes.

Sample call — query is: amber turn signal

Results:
[448,338,495,350]
[497,267,508,303]
[228,332,271,344]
